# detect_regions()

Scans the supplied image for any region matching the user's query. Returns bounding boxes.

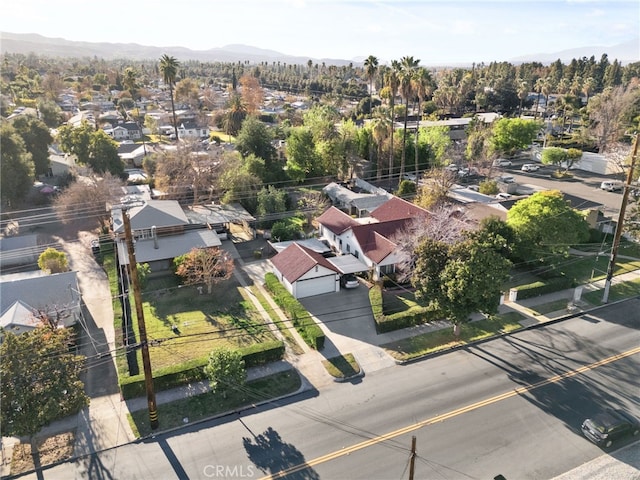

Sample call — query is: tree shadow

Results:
[243,427,320,479]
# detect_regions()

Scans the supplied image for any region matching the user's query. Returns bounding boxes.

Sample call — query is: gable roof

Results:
[0,271,81,321]
[352,219,408,263]
[270,243,339,283]
[0,300,40,330]
[316,206,359,235]
[370,196,428,222]
[112,200,189,233]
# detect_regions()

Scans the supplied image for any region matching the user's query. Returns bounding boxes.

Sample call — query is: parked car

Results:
[341,274,359,289]
[498,175,516,184]
[468,185,480,192]
[402,173,417,182]
[600,180,623,192]
[581,410,640,448]
[494,159,512,167]
[521,164,540,172]
[445,164,459,173]
[495,192,512,200]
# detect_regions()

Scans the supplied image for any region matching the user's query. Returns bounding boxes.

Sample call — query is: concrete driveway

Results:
[299,286,398,375]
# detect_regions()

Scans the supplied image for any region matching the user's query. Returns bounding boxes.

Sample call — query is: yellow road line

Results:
[260,346,640,479]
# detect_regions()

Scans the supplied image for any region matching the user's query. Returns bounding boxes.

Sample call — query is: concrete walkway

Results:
[2,243,639,478]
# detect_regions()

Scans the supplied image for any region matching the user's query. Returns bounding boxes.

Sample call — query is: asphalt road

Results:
[24,299,640,480]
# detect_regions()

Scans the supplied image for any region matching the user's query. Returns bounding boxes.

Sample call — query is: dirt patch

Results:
[10,431,75,475]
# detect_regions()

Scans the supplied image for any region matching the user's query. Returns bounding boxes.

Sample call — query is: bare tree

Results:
[393,205,470,282]
[587,80,639,153]
[53,170,123,229]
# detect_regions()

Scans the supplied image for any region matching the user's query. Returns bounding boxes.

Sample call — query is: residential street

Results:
[9,298,640,480]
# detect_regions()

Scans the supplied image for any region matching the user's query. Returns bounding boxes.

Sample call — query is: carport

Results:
[327,254,368,274]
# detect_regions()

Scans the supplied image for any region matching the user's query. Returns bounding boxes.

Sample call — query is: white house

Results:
[270,243,341,298]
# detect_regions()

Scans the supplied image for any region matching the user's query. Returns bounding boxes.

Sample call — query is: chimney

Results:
[152,225,158,249]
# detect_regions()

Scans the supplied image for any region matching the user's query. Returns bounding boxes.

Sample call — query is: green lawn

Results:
[137,276,276,371]
[383,313,524,362]
[128,370,300,437]
[529,299,572,316]
[108,266,277,377]
[321,353,361,379]
[582,277,640,305]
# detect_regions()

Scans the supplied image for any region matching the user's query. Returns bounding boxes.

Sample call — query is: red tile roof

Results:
[316,206,359,235]
[270,243,339,283]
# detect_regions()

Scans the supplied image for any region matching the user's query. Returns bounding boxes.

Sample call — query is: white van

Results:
[600,181,623,192]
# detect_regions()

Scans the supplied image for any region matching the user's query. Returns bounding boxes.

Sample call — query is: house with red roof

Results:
[316,196,429,281]
[270,243,341,298]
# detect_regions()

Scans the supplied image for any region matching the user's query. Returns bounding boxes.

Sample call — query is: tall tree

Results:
[52,172,123,229]
[411,67,433,182]
[398,56,420,180]
[384,61,401,183]
[412,230,511,336]
[587,82,640,153]
[159,54,180,140]
[1,326,89,456]
[174,247,234,294]
[506,190,590,262]
[11,115,53,176]
[0,122,34,207]
[364,55,379,118]
[371,107,391,181]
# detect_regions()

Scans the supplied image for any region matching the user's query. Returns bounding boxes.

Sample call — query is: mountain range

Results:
[1,32,638,66]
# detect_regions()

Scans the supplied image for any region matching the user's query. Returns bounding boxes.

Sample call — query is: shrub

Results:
[264,273,325,350]
[119,341,285,399]
[514,275,573,300]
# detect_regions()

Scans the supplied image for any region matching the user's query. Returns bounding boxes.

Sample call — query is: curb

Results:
[4,368,315,480]
[393,295,639,366]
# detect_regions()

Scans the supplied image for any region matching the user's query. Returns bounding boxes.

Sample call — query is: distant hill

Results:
[509,37,639,65]
[1,32,638,66]
[0,32,355,66]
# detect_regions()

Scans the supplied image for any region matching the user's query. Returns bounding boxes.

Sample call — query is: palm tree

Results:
[364,55,379,167]
[384,62,401,184]
[371,107,391,181]
[364,55,379,117]
[398,56,420,180]
[534,77,544,119]
[517,79,529,116]
[582,77,596,104]
[411,67,432,184]
[159,54,180,140]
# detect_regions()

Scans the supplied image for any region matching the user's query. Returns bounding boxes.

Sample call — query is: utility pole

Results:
[408,436,417,480]
[602,130,639,303]
[122,207,159,430]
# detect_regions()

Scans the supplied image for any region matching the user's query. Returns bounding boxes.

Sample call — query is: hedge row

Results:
[513,275,574,300]
[264,273,325,350]
[119,340,285,399]
[369,283,438,333]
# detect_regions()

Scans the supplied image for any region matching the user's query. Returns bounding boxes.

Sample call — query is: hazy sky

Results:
[2,0,638,64]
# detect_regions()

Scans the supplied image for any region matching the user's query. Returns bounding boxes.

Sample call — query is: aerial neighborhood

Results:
[1,34,640,477]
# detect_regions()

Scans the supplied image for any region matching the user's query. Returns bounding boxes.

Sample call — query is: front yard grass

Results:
[582,277,640,305]
[112,269,277,378]
[529,299,572,316]
[139,276,276,371]
[321,353,361,379]
[128,369,300,437]
[383,312,524,362]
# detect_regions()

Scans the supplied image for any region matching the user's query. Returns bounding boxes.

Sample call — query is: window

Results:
[346,244,350,253]
[354,251,359,259]
[380,264,395,275]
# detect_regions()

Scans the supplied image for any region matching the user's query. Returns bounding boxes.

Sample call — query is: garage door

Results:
[295,275,336,298]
